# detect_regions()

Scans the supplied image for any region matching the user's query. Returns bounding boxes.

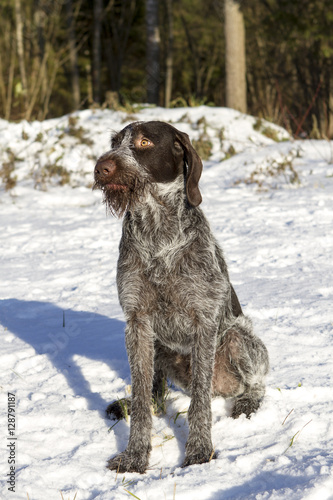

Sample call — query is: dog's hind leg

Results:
[153,340,192,394]
[212,315,269,419]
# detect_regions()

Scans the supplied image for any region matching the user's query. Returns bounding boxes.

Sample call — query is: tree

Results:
[224,0,247,113]
[92,0,103,104]
[176,0,224,104]
[104,0,137,98]
[243,0,333,137]
[66,0,81,110]
[1,0,333,139]
[164,0,173,107]
[146,0,160,105]
[14,0,28,112]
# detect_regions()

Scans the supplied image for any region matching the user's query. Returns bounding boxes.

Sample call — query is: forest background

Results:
[1,0,333,139]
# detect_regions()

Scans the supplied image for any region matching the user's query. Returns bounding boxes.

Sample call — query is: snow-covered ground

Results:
[1,106,333,500]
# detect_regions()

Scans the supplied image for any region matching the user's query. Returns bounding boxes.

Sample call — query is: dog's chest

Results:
[120,210,225,291]
[140,233,188,277]
[118,219,227,351]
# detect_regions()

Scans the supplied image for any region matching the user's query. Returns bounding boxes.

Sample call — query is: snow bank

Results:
[1,107,333,500]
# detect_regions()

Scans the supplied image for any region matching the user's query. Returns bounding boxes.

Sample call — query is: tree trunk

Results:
[326,69,333,139]
[93,0,103,104]
[5,43,16,120]
[104,0,136,96]
[66,0,81,110]
[164,0,173,107]
[224,0,247,113]
[86,57,94,106]
[14,0,28,111]
[181,14,199,96]
[146,0,160,105]
[0,53,7,115]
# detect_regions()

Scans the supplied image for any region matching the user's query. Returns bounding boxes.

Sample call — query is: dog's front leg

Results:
[107,313,154,473]
[183,328,217,467]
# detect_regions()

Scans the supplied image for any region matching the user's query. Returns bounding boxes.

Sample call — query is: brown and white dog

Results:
[94,121,269,473]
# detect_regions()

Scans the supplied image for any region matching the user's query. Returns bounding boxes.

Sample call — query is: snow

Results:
[1,106,333,500]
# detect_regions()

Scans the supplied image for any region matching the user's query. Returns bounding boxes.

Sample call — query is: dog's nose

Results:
[94,158,116,177]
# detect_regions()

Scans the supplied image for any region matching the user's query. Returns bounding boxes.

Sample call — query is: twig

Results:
[283,419,312,455]
[282,408,294,426]
[209,448,216,462]
[115,456,122,482]
[295,80,322,137]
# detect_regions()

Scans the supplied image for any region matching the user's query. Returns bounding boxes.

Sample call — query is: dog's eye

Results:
[140,138,152,147]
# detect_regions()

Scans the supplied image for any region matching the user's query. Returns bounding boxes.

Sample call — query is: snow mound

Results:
[1,106,333,499]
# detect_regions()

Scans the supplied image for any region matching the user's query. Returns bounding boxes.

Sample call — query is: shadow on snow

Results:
[0,298,127,415]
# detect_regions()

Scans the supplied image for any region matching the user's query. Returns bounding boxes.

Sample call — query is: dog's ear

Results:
[176,131,203,207]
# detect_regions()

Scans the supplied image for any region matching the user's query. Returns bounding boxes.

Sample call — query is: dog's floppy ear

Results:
[175,131,203,207]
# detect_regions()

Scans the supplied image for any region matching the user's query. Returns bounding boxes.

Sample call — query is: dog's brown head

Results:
[93,121,203,216]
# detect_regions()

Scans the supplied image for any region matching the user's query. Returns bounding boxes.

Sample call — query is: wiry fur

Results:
[93,131,152,217]
[94,121,269,474]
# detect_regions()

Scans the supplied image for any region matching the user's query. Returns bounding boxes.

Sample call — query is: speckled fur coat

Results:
[93,121,269,473]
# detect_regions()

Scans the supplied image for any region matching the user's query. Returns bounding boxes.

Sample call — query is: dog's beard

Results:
[93,175,151,217]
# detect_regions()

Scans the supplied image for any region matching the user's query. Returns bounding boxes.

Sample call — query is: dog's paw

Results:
[107,450,149,474]
[182,449,217,468]
[106,398,132,420]
[182,439,216,468]
[231,394,262,419]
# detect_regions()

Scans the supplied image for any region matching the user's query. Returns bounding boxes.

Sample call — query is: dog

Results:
[93,120,269,473]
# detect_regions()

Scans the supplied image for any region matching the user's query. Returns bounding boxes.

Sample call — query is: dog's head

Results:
[93,121,203,216]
